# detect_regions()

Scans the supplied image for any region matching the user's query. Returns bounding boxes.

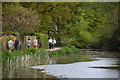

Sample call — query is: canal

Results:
[2,49,119,78]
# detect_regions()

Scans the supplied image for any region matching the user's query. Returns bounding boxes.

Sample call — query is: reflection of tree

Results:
[34,69,37,78]
[43,53,50,79]
[110,26,120,51]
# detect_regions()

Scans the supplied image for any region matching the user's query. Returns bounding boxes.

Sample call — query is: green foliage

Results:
[2,4,40,35]
[47,45,80,57]
[36,49,47,57]
[2,45,80,64]
[74,2,118,50]
[20,2,77,46]
[2,50,10,64]
[55,53,96,64]
[23,48,37,55]
[7,35,15,43]
[2,50,10,58]
[36,45,79,58]
[0,37,2,49]
[35,33,49,49]
[65,45,80,53]
[2,48,36,64]
[2,2,119,51]
[67,17,92,48]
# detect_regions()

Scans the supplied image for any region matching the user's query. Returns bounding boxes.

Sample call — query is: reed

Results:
[2,45,80,67]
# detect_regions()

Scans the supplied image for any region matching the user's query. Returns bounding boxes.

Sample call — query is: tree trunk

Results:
[3,35,7,49]
[57,34,62,46]
[57,23,62,46]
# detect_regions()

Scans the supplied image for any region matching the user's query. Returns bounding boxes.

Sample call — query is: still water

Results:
[30,58,118,78]
[2,50,119,78]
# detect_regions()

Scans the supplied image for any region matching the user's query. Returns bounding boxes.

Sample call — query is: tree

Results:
[2,3,40,36]
[76,2,118,50]
[18,2,119,50]
[20,2,78,46]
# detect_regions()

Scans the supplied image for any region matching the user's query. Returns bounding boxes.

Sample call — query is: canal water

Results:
[2,50,119,78]
[30,58,118,78]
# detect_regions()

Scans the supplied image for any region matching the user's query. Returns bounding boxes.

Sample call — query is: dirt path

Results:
[47,47,62,51]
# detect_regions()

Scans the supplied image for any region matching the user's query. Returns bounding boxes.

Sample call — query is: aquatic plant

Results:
[2,45,80,66]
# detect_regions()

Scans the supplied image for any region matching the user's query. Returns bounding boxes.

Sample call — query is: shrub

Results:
[47,45,80,57]
[2,45,80,64]
[23,48,37,55]
[35,33,49,49]
[66,45,79,54]
[0,37,2,49]
[2,50,11,64]
[36,49,47,57]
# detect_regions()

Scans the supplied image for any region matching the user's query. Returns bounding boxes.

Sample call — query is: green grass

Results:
[52,53,98,64]
[2,45,80,64]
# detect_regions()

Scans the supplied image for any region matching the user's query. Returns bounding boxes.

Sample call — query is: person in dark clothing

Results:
[48,37,52,49]
[14,38,20,50]
[27,38,31,48]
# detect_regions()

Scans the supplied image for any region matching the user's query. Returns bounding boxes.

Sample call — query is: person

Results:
[48,37,52,49]
[27,38,31,48]
[8,39,14,53]
[14,38,20,50]
[33,37,38,49]
[52,38,56,48]
[41,46,43,49]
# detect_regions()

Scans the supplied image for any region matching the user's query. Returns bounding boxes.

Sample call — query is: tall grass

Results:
[2,45,80,66]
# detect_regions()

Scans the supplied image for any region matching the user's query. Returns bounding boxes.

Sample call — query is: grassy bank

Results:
[2,45,80,65]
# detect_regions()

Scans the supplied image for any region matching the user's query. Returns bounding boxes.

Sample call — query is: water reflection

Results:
[2,53,55,78]
[2,50,119,78]
[49,59,56,65]
[31,58,118,78]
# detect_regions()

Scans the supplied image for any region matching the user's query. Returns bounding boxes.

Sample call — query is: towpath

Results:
[47,47,62,51]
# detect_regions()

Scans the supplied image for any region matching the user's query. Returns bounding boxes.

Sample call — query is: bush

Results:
[0,37,2,48]
[2,50,10,58]
[47,45,80,57]
[36,49,47,57]
[35,33,49,49]
[23,48,37,55]
[49,49,66,57]
[2,45,80,64]
[63,45,79,54]
[2,50,11,64]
